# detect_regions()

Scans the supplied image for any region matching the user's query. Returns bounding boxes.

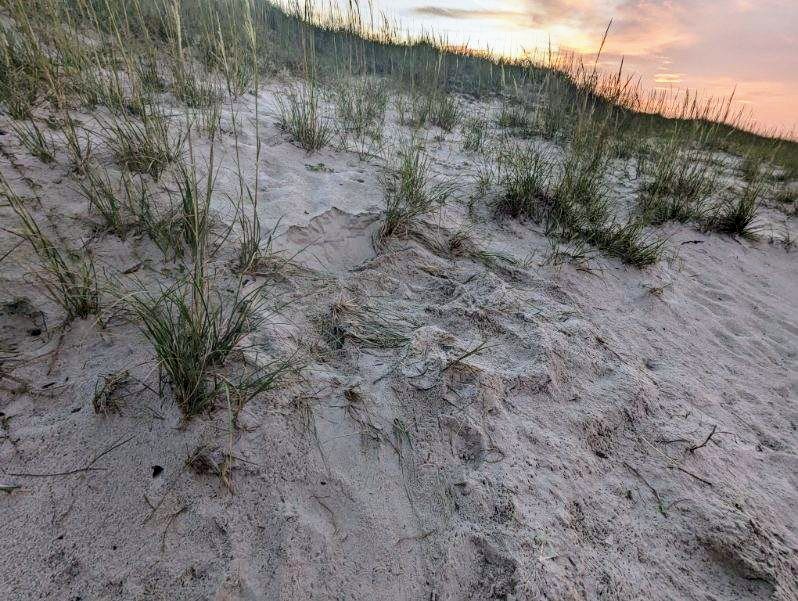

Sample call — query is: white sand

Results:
[1,84,797,600]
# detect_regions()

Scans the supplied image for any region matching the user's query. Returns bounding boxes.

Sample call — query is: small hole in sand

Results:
[152,465,163,478]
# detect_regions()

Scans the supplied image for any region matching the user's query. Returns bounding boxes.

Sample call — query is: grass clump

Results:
[234,185,265,274]
[62,115,94,174]
[706,170,764,238]
[79,167,130,237]
[774,185,796,205]
[494,146,552,219]
[427,91,460,132]
[552,117,664,267]
[586,218,665,268]
[128,273,282,416]
[708,193,758,238]
[461,117,487,152]
[123,173,186,256]
[378,144,449,243]
[101,110,185,179]
[75,69,127,113]
[638,138,717,224]
[277,81,332,152]
[399,88,460,132]
[496,102,534,136]
[172,157,213,251]
[740,153,766,183]
[552,128,611,227]
[134,57,166,95]
[332,76,387,141]
[1,177,99,320]
[80,162,189,256]
[173,70,223,109]
[11,119,55,163]
[126,127,289,416]
[0,20,48,119]
[194,97,223,139]
[493,113,664,267]
[79,165,188,252]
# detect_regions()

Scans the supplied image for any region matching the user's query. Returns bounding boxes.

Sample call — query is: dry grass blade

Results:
[328,299,412,349]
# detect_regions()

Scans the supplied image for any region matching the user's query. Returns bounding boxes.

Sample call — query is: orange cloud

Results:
[654,73,685,84]
[412,7,529,23]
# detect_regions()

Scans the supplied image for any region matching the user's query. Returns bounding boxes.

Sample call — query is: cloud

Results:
[653,72,685,84]
[410,1,692,55]
[411,7,529,22]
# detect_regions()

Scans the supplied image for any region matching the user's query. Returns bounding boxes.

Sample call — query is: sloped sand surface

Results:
[1,85,797,601]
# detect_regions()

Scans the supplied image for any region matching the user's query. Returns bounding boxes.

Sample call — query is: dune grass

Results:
[708,192,759,239]
[494,145,552,219]
[492,111,665,267]
[277,80,333,152]
[100,109,185,179]
[3,0,794,167]
[638,135,718,225]
[79,167,130,237]
[125,126,289,416]
[774,185,796,206]
[706,160,767,239]
[378,143,450,243]
[128,271,280,415]
[551,115,664,267]
[331,75,386,153]
[461,116,487,152]
[426,90,460,132]
[1,175,100,320]
[11,118,54,163]
[62,114,94,175]
[496,102,535,137]
[0,0,301,417]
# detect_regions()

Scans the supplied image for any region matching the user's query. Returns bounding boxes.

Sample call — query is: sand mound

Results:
[1,69,796,601]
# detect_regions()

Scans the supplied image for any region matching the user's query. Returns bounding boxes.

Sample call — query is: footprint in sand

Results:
[285,207,380,273]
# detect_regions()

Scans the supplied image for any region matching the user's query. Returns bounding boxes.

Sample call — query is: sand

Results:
[1,82,797,601]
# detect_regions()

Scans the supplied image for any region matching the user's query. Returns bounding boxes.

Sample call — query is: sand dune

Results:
[1,3,797,599]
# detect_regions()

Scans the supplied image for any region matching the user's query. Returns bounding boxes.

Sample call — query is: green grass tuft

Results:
[277,81,332,152]
[378,143,449,242]
[2,176,100,320]
[128,276,280,415]
[101,110,185,179]
[11,119,55,163]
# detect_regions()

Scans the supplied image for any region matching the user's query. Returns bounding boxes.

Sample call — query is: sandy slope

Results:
[1,85,797,600]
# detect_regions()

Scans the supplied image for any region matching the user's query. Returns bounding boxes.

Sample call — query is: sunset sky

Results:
[357,0,797,134]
